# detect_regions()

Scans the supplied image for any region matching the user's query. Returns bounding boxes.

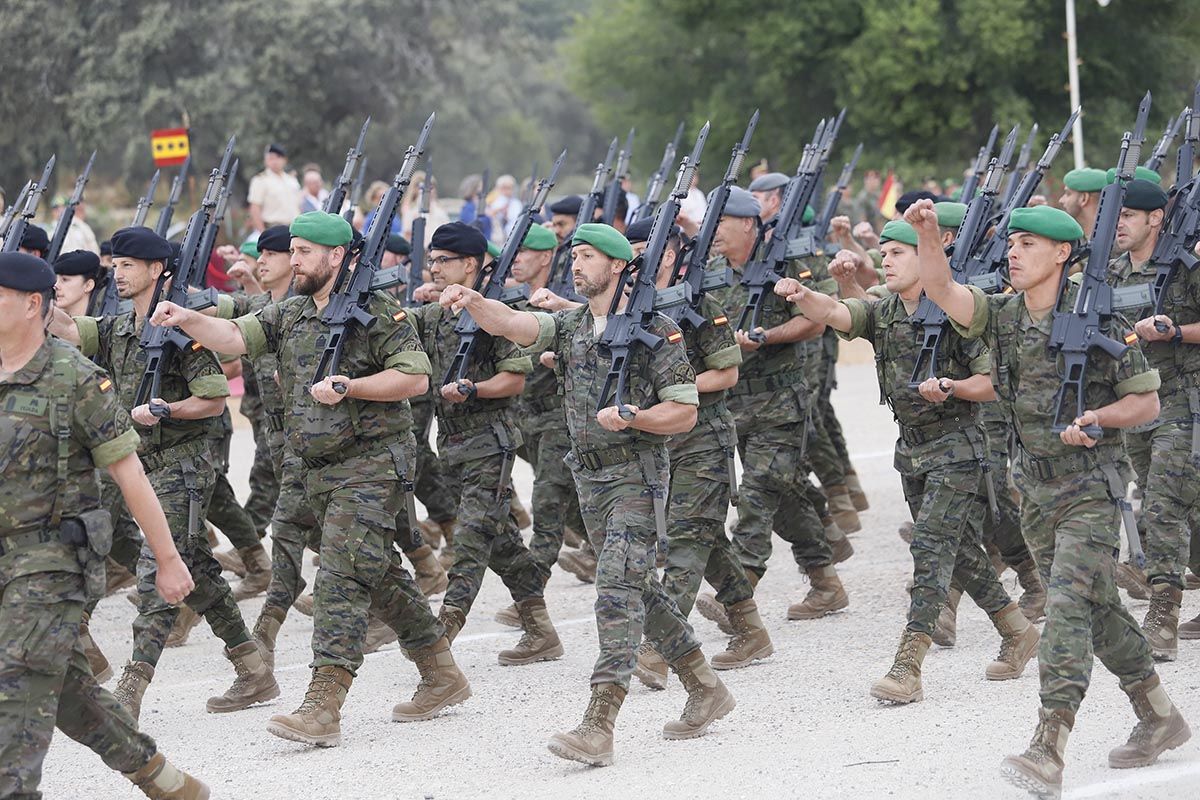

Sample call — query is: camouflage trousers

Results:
[131,453,250,666]
[87,478,143,617]
[1013,458,1156,713]
[520,408,586,584]
[263,448,321,618]
[980,421,1031,567]
[899,461,1010,634]
[304,440,442,674]
[569,447,701,689]
[442,449,544,617]
[243,414,280,536]
[807,397,848,489]
[412,400,459,524]
[205,429,262,549]
[0,547,156,798]
[1127,407,1200,588]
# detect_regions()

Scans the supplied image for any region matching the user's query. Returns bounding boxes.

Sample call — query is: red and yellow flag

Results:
[878,171,900,219]
[151,128,190,167]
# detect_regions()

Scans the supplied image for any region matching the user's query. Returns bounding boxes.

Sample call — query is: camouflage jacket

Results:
[515,296,562,417]
[667,293,741,459]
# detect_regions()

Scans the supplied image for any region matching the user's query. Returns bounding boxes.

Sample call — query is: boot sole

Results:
[91,664,113,684]
[1150,647,1178,662]
[498,642,565,666]
[547,737,612,767]
[1108,720,1192,769]
[392,683,472,722]
[206,683,281,713]
[266,720,341,747]
[694,596,734,635]
[662,692,736,740]
[787,599,849,621]
[1000,761,1061,799]
[419,578,449,597]
[711,643,774,671]
[633,663,668,690]
[986,631,1040,681]
[1179,628,1200,640]
[869,685,923,704]
[833,516,862,534]
[493,611,523,629]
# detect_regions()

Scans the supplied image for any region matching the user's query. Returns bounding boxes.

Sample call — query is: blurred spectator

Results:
[488,174,523,241]
[400,169,450,250]
[458,174,493,240]
[678,168,706,237]
[300,164,329,213]
[620,175,640,225]
[247,143,301,231]
[361,180,402,235]
[851,170,886,229]
[49,196,100,254]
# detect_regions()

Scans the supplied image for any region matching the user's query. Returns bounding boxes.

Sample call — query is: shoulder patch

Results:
[98,377,113,393]
[392,309,407,322]
[666,330,683,344]
[712,314,728,326]
[1124,331,1139,346]
[190,341,204,352]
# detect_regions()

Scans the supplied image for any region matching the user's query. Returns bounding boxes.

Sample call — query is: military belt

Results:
[0,529,58,557]
[139,438,209,473]
[438,409,510,436]
[898,416,973,446]
[726,368,805,398]
[1015,444,1121,481]
[525,394,563,415]
[301,437,388,470]
[572,443,652,471]
[265,412,286,433]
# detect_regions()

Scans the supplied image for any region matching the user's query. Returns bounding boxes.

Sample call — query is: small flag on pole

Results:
[151,128,190,167]
[878,171,900,220]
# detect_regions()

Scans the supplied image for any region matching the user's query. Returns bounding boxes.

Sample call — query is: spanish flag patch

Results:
[191,341,203,352]
[798,270,812,280]
[666,331,683,344]
[98,378,112,393]
[392,310,407,322]
[713,315,728,326]
[1125,332,1139,345]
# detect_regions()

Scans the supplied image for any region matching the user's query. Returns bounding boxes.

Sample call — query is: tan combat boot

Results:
[437,523,457,571]
[252,606,286,671]
[694,593,735,635]
[787,566,849,620]
[1001,707,1074,798]
[231,543,272,601]
[80,611,113,683]
[711,598,774,670]
[266,665,353,747]
[1115,561,1151,600]
[113,661,155,721]
[361,616,398,655]
[408,544,449,597]
[634,642,668,689]
[393,636,471,722]
[123,751,209,800]
[824,484,862,534]
[1109,673,1192,768]
[292,593,315,617]
[498,598,564,665]
[563,525,585,549]
[547,683,626,766]
[1180,609,1200,640]
[987,603,1040,680]
[1141,584,1183,661]
[212,548,247,578]
[206,640,280,713]
[898,521,913,544]
[1014,558,1047,623]
[494,602,522,628]
[105,557,137,594]
[1186,569,1200,590]
[825,517,854,564]
[845,468,869,511]
[557,546,597,584]
[870,630,931,704]
[663,649,736,739]
[165,607,201,648]
[417,517,445,550]
[438,604,466,644]
[932,587,962,647]
[511,493,533,530]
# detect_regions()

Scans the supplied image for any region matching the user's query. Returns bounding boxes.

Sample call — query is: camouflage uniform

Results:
[1109,252,1200,589]
[236,291,443,672]
[953,284,1160,713]
[410,303,544,617]
[411,394,460,526]
[842,294,1011,633]
[662,293,754,616]
[204,403,262,549]
[528,306,703,688]
[977,403,1031,568]
[76,312,250,666]
[706,255,831,578]
[0,339,158,796]
[798,263,849,491]
[239,356,280,535]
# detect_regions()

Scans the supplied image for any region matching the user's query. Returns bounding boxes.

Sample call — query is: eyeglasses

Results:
[427,255,467,267]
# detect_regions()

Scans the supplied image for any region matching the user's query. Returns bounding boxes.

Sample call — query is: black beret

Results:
[1123,179,1169,211]
[110,226,173,262]
[430,221,487,257]
[257,224,293,253]
[19,225,50,254]
[386,234,412,256]
[0,252,55,291]
[266,143,287,157]
[54,250,102,277]
[548,195,583,217]
[623,218,681,244]
[99,240,112,256]
[895,190,942,214]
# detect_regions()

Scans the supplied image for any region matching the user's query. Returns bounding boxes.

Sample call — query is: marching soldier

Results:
[1057,168,1107,243]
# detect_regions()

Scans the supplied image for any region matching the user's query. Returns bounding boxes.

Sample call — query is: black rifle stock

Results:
[46,151,96,263]
[960,124,999,202]
[1000,123,1037,210]
[1,157,55,254]
[0,181,32,242]
[637,121,685,223]
[786,140,862,260]
[1146,109,1185,173]
[601,128,635,225]
[325,117,370,216]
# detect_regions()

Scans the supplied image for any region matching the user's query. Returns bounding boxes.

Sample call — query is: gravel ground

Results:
[42,362,1199,800]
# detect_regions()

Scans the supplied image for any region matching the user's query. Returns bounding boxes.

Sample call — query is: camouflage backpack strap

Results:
[47,345,79,528]
[872,295,897,409]
[988,297,1021,404]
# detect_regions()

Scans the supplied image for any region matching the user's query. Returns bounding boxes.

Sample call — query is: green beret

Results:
[879,220,918,247]
[1063,168,1107,193]
[1123,178,1169,211]
[1008,205,1084,242]
[239,239,260,257]
[521,225,558,251]
[1105,166,1162,185]
[289,211,353,248]
[802,205,815,225]
[934,202,967,229]
[486,241,501,259]
[572,222,633,262]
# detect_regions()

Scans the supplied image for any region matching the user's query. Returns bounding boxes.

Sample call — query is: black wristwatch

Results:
[1173,324,1184,345]
[457,380,478,399]
[938,378,955,397]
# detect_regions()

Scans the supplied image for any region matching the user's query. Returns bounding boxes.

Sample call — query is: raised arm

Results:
[906,199,976,328]
[440,285,542,347]
[150,301,249,355]
[773,277,852,333]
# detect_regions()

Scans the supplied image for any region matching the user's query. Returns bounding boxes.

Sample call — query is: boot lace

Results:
[295,671,338,714]
[1143,595,1172,634]
[113,666,144,706]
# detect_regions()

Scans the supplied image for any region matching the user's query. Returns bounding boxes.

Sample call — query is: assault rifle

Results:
[657,111,758,330]
[960,125,999,202]
[786,140,862,260]
[1000,124,1038,210]
[600,128,635,225]
[405,165,432,306]
[472,167,490,233]
[155,155,190,238]
[598,123,708,418]
[45,151,96,263]
[1146,109,1185,173]
[1174,82,1200,201]
[1148,171,1200,320]
[133,171,161,227]
[636,121,685,222]
[1,156,55,254]
[347,156,368,223]
[325,117,370,217]
[443,149,566,389]
[0,181,32,243]
[311,113,434,389]
[547,138,617,301]
[907,127,1019,386]
[1048,91,1152,437]
[135,136,236,410]
[193,158,239,288]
